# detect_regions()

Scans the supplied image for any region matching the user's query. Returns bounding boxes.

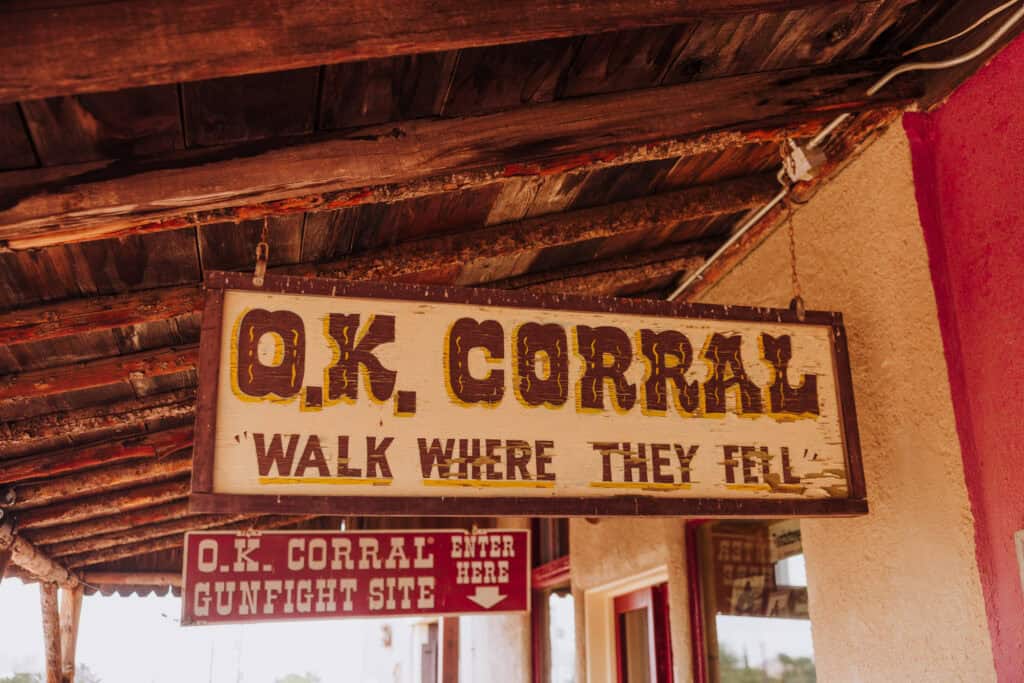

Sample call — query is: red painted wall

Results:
[904,34,1024,681]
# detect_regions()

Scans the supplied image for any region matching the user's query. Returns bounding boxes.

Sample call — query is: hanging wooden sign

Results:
[191,271,865,517]
[181,529,530,625]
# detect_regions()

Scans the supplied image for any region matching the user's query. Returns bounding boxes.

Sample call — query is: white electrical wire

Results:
[667,3,1024,301]
[903,0,1022,56]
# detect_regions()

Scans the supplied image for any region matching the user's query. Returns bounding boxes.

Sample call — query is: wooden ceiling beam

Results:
[2,388,196,460]
[81,571,181,588]
[0,345,198,418]
[24,500,194,547]
[0,0,869,103]
[0,426,193,487]
[0,520,79,588]
[292,174,778,284]
[506,239,717,296]
[14,477,190,530]
[0,285,201,347]
[682,109,901,300]
[0,59,918,249]
[45,512,250,558]
[11,450,193,511]
[0,172,776,356]
[62,515,318,569]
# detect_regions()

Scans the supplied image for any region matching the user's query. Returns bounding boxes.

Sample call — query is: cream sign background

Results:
[192,272,865,517]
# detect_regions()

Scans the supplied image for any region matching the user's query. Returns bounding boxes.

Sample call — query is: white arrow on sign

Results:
[467,586,507,609]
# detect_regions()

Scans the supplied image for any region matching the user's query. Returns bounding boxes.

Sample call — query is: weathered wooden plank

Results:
[0,0,866,103]
[683,108,901,300]
[1,388,196,459]
[0,172,777,353]
[81,571,181,588]
[0,59,915,248]
[14,477,191,530]
[46,512,249,558]
[498,239,716,292]
[442,38,578,115]
[0,521,78,587]
[0,426,191,485]
[24,500,194,547]
[0,345,198,416]
[182,69,320,147]
[20,85,182,166]
[0,103,37,170]
[62,515,317,568]
[59,585,83,683]
[319,52,458,130]
[0,284,201,347]
[12,450,193,511]
[40,581,61,683]
[293,174,779,284]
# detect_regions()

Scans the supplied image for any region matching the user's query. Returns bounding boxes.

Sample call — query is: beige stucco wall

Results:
[570,518,692,682]
[698,125,995,681]
[459,517,532,683]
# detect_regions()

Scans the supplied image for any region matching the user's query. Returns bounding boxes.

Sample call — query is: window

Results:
[532,519,574,683]
[688,520,815,683]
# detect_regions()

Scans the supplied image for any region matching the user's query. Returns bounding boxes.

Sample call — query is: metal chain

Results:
[785,200,806,321]
[253,217,270,286]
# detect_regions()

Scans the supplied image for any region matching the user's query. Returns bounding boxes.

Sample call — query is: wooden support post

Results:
[60,585,84,683]
[0,546,11,587]
[40,582,62,683]
[441,617,460,683]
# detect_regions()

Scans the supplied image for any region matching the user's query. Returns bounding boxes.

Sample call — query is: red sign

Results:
[181,529,530,625]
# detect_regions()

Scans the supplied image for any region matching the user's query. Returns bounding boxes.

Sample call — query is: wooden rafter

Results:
[24,500,194,547]
[11,450,193,511]
[0,60,917,248]
[45,513,250,558]
[0,173,774,355]
[682,109,901,300]
[82,571,182,588]
[14,477,190,530]
[62,515,318,568]
[1,426,193,486]
[0,285,201,347]
[2,389,196,459]
[0,346,198,419]
[0,520,78,587]
[0,0,874,103]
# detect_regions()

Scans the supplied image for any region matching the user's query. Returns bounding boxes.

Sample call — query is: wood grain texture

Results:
[59,584,83,683]
[319,51,458,130]
[182,68,320,147]
[1,388,195,460]
[12,450,193,511]
[0,59,914,248]
[46,512,249,558]
[24,500,195,547]
[0,521,78,587]
[0,426,191,485]
[20,85,182,166]
[0,346,198,420]
[14,477,191,530]
[0,103,37,170]
[40,581,61,683]
[0,284,202,347]
[61,515,316,568]
[0,0,865,103]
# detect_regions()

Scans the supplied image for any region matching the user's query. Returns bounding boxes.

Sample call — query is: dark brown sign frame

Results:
[190,271,866,518]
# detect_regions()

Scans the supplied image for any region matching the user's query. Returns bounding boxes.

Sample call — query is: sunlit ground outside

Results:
[1,578,423,683]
